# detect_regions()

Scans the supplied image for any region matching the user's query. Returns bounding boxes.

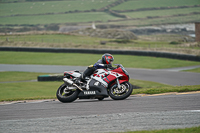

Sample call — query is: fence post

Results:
[195,22,200,42]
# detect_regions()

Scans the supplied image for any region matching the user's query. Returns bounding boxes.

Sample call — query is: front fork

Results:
[116,78,121,89]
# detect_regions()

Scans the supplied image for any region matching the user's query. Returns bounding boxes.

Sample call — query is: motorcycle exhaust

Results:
[63,78,83,91]
[63,78,73,85]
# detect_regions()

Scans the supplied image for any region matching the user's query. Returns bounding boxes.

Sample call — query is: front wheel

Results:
[109,82,133,100]
[56,83,79,103]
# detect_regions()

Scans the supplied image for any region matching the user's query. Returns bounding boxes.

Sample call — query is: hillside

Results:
[0,0,200,33]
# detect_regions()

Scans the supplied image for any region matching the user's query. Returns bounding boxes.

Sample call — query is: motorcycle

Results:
[56,64,133,103]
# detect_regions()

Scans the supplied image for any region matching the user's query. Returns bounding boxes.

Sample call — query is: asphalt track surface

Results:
[0,94,200,133]
[0,64,200,85]
[0,64,200,133]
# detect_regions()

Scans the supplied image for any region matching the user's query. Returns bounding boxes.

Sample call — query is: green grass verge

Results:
[0,71,59,101]
[116,126,200,133]
[0,80,199,102]
[1,52,200,69]
[0,71,51,82]
[0,72,199,102]
[183,67,200,73]
[0,81,61,101]
[130,79,200,95]
[130,79,171,89]
[132,84,200,95]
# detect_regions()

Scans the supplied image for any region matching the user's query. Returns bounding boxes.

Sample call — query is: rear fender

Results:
[64,71,81,78]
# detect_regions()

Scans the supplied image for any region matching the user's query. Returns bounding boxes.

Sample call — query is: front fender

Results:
[108,79,128,88]
[119,79,128,84]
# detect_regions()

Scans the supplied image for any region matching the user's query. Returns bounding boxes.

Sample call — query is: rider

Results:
[76,53,114,83]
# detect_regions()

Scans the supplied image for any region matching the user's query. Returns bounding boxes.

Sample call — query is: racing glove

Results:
[105,64,112,68]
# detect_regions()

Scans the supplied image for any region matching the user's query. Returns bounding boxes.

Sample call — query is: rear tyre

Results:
[109,82,133,100]
[56,83,79,103]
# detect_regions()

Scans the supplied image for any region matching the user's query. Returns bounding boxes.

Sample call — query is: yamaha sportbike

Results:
[56,64,133,103]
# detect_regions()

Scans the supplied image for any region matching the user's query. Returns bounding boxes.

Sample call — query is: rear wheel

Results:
[56,83,79,103]
[109,82,133,100]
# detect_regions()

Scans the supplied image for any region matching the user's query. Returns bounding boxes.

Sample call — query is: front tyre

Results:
[56,83,79,103]
[109,82,133,100]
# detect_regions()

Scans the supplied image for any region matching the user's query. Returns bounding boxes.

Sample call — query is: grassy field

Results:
[1,52,200,69]
[1,34,199,56]
[103,14,200,26]
[0,34,177,45]
[1,9,199,25]
[1,0,198,17]
[0,34,191,45]
[0,0,117,16]
[0,12,119,25]
[122,7,200,19]
[111,0,200,10]
[0,34,179,47]
[0,0,199,26]
[0,34,103,45]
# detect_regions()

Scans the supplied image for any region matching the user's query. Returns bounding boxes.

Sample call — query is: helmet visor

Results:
[107,57,114,64]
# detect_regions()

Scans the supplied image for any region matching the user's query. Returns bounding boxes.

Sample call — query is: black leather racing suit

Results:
[80,59,112,81]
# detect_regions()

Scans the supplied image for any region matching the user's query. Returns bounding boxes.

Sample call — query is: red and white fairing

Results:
[91,69,123,88]
[64,64,129,89]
